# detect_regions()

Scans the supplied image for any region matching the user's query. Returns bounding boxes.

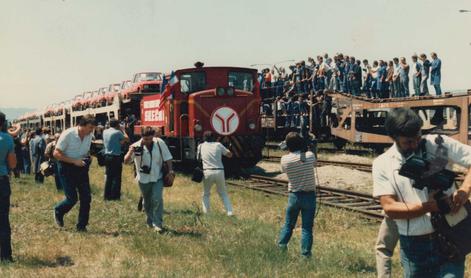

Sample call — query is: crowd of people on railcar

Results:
[259,52,442,138]
[259,52,442,99]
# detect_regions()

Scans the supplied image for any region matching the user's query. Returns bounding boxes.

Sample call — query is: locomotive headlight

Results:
[226,87,234,96]
[248,122,256,130]
[216,87,225,96]
[194,123,203,132]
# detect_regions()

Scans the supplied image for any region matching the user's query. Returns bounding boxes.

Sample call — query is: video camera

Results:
[133,145,144,156]
[399,136,471,260]
[399,154,456,191]
[398,136,456,213]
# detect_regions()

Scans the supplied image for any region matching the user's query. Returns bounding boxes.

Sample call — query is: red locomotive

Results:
[136,64,265,167]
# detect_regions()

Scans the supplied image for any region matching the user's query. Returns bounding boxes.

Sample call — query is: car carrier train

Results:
[15,62,471,158]
[14,64,265,168]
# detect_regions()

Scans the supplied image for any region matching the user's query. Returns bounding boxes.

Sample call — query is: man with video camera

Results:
[124,126,174,233]
[373,108,471,277]
[53,114,96,232]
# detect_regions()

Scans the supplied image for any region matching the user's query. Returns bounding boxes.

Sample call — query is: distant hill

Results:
[0,107,35,121]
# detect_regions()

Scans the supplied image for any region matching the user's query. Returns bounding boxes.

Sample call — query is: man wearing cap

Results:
[0,112,16,262]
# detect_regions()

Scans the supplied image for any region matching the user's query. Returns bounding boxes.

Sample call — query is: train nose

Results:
[210,106,240,136]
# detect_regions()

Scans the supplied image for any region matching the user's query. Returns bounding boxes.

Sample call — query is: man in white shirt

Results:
[53,114,96,232]
[124,127,174,232]
[373,108,471,277]
[197,131,233,216]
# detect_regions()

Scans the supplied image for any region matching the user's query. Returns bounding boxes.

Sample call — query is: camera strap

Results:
[139,143,153,169]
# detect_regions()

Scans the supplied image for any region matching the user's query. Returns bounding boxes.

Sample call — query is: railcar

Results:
[327,90,471,152]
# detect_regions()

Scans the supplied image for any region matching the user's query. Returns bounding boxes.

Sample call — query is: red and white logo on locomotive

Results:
[210,106,240,136]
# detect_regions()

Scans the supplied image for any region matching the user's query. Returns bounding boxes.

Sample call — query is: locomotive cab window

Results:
[180,72,206,94]
[412,106,460,135]
[228,72,254,92]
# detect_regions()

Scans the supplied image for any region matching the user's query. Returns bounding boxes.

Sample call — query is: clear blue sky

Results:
[1,0,471,109]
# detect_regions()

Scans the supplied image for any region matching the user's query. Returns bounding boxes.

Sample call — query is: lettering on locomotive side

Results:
[143,99,160,109]
[144,109,164,122]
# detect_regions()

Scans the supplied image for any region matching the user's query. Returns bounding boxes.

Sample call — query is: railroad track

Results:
[264,142,373,156]
[227,174,384,221]
[261,157,466,181]
[262,156,373,172]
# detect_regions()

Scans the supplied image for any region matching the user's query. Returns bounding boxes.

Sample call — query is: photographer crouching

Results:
[124,127,174,233]
[373,108,471,277]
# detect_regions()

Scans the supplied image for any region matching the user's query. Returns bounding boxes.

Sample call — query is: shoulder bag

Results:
[191,144,204,183]
[156,140,174,187]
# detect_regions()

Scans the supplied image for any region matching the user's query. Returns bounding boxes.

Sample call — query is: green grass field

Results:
[1,162,468,277]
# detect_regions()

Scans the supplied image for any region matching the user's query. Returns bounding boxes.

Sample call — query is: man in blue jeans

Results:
[0,112,16,262]
[373,108,470,277]
[411,55,422,96]
[278,132,317,257]
[53,114,96,232]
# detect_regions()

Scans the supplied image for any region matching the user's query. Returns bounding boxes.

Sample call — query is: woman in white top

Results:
[197,131,233,216]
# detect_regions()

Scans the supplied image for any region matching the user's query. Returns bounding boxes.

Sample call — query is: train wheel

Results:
[372,145,385,154]
[333,138,347,150]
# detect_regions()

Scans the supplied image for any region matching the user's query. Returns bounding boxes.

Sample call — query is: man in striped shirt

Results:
[278,132,317,258]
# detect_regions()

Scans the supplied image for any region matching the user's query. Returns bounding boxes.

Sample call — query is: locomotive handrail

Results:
[179,114,189,160]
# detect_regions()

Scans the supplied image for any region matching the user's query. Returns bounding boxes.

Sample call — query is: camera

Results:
[134,146,143,156]
[279,141,287,150]
[139,165,151,174]
[399,153,456,214]
[83,156,92,168]
[399,154,455,191]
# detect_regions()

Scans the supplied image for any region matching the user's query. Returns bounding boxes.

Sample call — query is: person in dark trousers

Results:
[103,118,129,200]
[53,115,96,232]
[0,112,16,262]
[430,52,442,96]
[298,96,309,138]
[29,128,46,183]
[419,53,431,96]
[12,133,23,178]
